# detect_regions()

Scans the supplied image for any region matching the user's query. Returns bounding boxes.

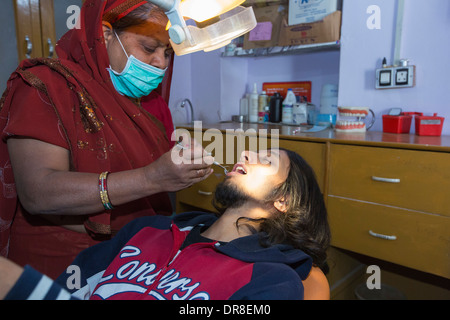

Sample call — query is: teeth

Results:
[339,112,368,117]
[235,165,247,174]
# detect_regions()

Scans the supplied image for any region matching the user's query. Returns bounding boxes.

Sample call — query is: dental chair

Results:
[302,266,330,300]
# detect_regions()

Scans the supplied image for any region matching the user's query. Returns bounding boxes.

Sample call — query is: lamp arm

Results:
[148,0,190,45]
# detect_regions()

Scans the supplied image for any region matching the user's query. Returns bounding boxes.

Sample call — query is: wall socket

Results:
[375,65,415,89]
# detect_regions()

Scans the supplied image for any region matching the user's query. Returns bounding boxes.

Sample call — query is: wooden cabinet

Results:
[328,197,450,278]
[279,139,327,192]
[327,144,450,278]
[176,172,224,213]
[12,0,84,61]
[1,0,83,94]
[175,124,450,280]
[175,127,228,213]
[328,144,450,217]
[14,0,56,61]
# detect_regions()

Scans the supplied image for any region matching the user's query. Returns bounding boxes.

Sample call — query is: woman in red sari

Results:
[0,0,212,279]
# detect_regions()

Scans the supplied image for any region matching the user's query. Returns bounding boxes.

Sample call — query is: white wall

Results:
[169,54,192,124]
[338,0,450,134]
[245,51,341,110]
[171,49,341,125]
[171,0,450,135]
[170,50,223,124]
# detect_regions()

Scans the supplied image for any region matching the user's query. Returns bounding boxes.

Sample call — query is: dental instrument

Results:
[176,142,228,175]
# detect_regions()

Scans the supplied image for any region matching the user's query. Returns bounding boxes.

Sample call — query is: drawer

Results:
[177,172,225,212]
[329,144,450,217]
[328,196,450,279]
[279,140,326,192]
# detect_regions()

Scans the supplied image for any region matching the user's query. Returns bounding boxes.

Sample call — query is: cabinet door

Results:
[13,0,83,61]
[14,0,42,61]
[13,0,53,60]
[329,144,450,217]
[1,0,83,93]
[328,196,450,278]
[39,0,56,59]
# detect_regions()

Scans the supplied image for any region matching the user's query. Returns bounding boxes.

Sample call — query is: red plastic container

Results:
[382,113,413,134]
[414,113,445,136]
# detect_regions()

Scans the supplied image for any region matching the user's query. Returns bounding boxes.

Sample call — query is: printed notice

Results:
[249,21,273,41]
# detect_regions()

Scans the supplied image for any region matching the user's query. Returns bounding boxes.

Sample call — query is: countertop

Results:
[175,122,450,152]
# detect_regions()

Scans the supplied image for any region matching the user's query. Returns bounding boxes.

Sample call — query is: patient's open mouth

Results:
[231,163,247,175]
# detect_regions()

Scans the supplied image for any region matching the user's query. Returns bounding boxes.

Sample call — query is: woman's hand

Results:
[6,135,213,217]
[143,137,214,193]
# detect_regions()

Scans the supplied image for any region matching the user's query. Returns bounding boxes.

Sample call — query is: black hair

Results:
[259,148,330,270]
[213,148,331,270]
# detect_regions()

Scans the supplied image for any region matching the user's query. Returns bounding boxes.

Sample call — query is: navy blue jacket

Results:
[6,212,312,300]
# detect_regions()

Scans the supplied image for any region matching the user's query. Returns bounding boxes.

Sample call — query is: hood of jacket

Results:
[172,212,312,280]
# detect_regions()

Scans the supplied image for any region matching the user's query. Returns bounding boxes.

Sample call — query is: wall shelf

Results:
[221,40,340,58]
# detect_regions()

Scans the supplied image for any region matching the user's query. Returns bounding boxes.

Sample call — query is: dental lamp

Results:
[148,0,257,55]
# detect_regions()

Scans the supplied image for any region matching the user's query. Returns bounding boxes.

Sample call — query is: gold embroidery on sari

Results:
[77,137,122,160]
[78,90,103,133]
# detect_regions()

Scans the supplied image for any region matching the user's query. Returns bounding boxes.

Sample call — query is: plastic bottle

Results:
[258,91,268,123]
[282,89,296,124]
[269,92,283,123]
[248,83,259,123]
[319,84,338,125]
[239,96,248,121]
[264,105,270,122]
[293,101,307,124]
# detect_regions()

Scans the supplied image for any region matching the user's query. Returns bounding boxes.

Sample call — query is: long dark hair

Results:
[213,148,331,270]
[259,148,330,270]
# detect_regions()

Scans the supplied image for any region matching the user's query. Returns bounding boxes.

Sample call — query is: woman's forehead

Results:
[125,17,168,34]
[125,19,170,44]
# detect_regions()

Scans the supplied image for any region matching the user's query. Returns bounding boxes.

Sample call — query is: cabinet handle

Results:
[198,190,212,196]
[25,35,33,59]
[47,38,54,58]
[371,176,400,184]
[369,230,397,241]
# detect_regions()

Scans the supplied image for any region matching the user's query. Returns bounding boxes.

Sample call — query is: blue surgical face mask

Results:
[107,31,166,99]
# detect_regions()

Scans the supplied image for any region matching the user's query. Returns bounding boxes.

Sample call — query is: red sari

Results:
[0,0,173,279]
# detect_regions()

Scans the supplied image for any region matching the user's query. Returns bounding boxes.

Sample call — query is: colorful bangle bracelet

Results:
[99,171,114,210]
